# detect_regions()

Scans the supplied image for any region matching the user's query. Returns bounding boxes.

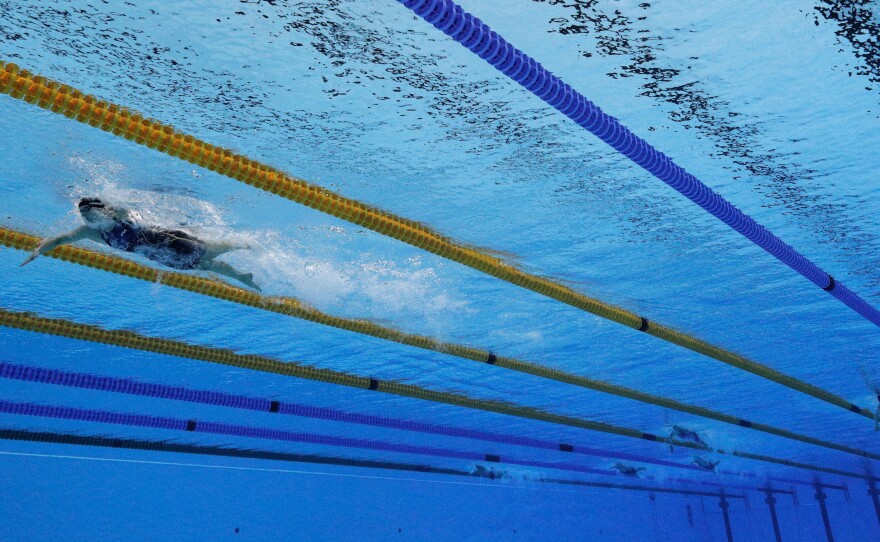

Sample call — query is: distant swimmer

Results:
[692,457,719,472]
[472,464,505,480]
[612,463,646,477]
[669,425,708,452]
[21,197,260,291]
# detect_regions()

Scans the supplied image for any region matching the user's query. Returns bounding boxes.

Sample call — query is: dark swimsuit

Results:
[100,221,206,270]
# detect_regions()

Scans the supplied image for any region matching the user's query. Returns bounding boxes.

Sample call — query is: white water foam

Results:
[63,158,470,326]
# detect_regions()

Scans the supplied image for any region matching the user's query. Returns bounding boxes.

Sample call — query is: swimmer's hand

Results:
[20,227,94,267]
[20,252,39,267]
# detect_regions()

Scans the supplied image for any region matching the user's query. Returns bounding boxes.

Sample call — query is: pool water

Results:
[1,1,879,540]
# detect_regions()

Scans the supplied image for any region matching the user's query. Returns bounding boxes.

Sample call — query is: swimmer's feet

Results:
[241,272,261,292]
[200,260,260,291]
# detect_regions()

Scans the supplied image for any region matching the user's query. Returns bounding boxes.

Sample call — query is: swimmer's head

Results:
[78,197,115,228]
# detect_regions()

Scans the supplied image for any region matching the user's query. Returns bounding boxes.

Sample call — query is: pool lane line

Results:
[0,448,782,498]
[0,399,622,478]
[2,227,878,462]
[0,360,704,473]
[0,307,702,449]
[394,0,880,328]
[0,360,828,489]
[0,429,747,499]
[0,63,874,423]
[0,307,874,481]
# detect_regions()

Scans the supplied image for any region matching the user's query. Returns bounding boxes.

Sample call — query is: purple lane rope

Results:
[0,399,615,477]
[396,0,880,328]
[0,361,700,472]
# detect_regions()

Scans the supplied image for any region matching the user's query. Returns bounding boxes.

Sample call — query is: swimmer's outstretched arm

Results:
[20,226,103,266]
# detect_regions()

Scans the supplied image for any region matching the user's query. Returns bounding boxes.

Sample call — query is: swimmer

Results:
[669,425,708,452]
[612,463,646,477]
[692,457,719,472]
[21,197,260,291]
[471,464,505,480]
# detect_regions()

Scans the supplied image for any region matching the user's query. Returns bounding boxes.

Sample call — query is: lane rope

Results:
[0,428,470,477]
[2,227,876,459]
[0,450,531,488]
[0,306,697,448]
[394,0,880,328]
[0,62,873,421]
[0,429,746,498]
[0,399,621,478]
[0,306,873,480]
[0,360,831,490]
[0,360,703,473]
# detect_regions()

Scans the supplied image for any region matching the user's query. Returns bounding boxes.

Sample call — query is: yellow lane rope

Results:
[2,227,878,462]
[732,451,872,480]
[0,61,872,422]
[0,307,692,446]
[0,307,873,480]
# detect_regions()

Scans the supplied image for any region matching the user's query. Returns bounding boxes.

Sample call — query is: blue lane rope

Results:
[0,361,701,472]
[396,0,880,328]
[0,362,852,486]
[0,399,624,477]
[0,399,835,488]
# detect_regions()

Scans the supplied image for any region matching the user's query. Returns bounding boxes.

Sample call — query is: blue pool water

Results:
[1,0,880,540]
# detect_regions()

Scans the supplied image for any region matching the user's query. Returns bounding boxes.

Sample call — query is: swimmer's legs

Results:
[202,240,251,260]
[199,259,261,291]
